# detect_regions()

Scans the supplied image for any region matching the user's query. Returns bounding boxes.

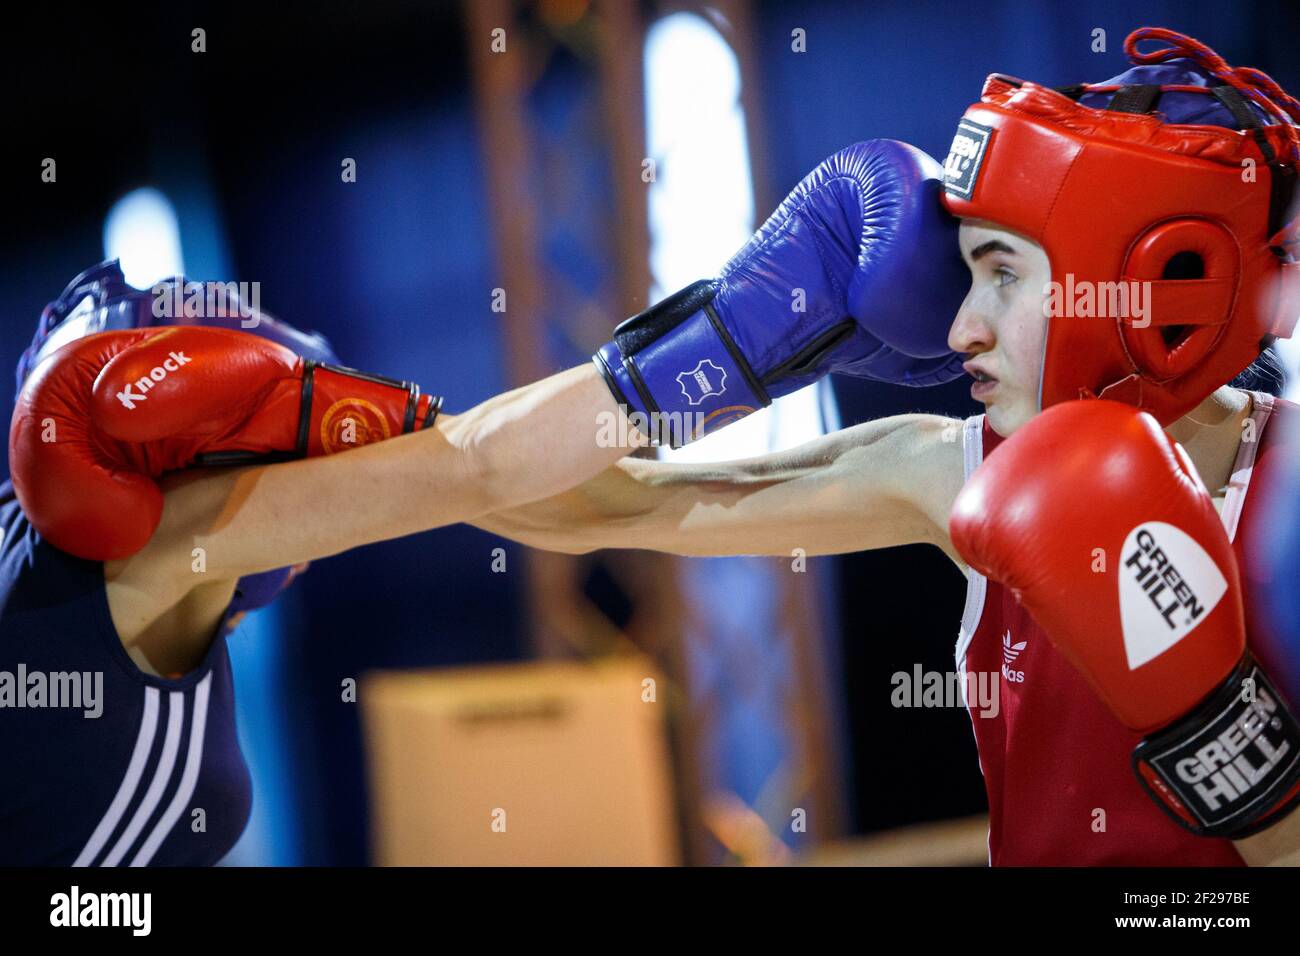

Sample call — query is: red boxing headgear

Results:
[942,27,1300,424]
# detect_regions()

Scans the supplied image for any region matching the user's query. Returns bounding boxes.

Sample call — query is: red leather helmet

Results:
[942,28,1300,424]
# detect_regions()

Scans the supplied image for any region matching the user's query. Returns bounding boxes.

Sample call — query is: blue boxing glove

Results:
[593,139,967,446]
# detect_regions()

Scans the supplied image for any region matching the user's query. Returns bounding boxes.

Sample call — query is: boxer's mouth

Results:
[963,361,998,401]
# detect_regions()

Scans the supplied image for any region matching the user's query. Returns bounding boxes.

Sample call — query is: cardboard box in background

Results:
[362,657,678,865]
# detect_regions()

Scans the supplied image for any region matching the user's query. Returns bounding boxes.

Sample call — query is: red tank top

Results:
[957,392,1295,866]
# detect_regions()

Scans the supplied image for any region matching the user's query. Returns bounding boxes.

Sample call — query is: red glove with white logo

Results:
[950,400,1300,838]
[10,327,441,562]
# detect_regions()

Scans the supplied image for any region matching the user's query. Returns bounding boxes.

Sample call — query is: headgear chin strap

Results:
[16,259,343,615]
[942,27,1300,425]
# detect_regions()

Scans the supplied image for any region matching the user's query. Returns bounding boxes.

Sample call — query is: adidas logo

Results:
[1001,631,1027,683]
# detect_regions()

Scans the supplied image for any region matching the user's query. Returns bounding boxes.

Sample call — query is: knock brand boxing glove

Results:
[11,326,441,561]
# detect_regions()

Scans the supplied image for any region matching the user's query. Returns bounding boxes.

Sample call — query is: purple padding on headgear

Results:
[18,260,340,617]
[1079,59,1274,129]
[16,260,341,391]
[160,283,340,366]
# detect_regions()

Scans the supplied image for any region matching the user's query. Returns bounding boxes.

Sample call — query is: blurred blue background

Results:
[4,0,1297,863]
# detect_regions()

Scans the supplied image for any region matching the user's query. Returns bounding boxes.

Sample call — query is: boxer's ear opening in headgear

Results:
[1163,253,1205,282]
[1156,251,1203,350]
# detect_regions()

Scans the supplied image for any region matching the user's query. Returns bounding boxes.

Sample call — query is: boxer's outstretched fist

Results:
[594,140,967,446]
[11,326,440,562]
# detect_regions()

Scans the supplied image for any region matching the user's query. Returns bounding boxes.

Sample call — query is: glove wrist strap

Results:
[1132,654,1300,838]
[593,280,768,448]
[193,363,440,466]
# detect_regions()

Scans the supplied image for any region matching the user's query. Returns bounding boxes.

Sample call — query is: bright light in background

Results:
[103,187,186,288]
[644,12,834,463]
[1278,337,1300,402]
[644,13,751,289]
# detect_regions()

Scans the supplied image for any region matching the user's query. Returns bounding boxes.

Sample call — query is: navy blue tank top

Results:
[0,480,252,865]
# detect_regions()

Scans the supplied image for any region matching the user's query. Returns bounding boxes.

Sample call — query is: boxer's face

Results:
[949,222,1051,436]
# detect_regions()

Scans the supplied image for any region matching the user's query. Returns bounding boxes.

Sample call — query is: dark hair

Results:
[1229,344,1288,396]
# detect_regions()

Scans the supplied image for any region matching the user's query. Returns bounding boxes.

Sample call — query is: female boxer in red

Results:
[478,28,1300,866]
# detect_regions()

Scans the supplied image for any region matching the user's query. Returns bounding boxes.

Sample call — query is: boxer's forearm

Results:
[476,456,871,559]
[472,458,675,554]
[144,381,950,581]
[438,364,647,516]
[140,365,644,582]
[475,414,962,559]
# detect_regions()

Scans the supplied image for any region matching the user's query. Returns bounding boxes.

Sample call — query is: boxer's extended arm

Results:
[474,414,967,562]
[125,365,646,586]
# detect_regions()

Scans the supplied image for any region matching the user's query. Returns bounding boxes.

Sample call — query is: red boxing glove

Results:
[11,326,442,562]
[950,400,1300,838]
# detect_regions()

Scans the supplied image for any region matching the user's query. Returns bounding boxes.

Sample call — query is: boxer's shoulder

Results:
[832,412,967,547]
[901,414,970,550]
